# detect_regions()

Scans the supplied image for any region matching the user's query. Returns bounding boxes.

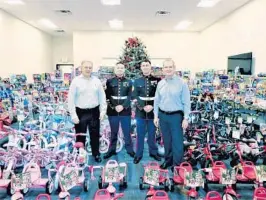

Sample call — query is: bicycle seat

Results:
[205,191,222,200]
[74,142,84,149]
[254,187,266,198]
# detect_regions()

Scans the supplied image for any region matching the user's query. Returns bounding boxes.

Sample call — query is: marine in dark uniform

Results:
[103,63,135,159]
[133,60,161,164]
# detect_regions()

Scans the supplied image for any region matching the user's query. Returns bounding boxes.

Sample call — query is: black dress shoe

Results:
[150,154,161,161]
[127,151,135,158]
[103,151,117,159]
[160,162,172,169]
[94,155,102,163]
[133,157,142,164]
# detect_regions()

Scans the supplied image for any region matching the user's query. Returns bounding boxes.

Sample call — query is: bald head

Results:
[81,60,93,77]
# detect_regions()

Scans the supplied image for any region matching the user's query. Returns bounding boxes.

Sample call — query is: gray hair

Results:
[81,60,93,66]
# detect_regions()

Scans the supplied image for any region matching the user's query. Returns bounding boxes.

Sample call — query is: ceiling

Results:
[0,0,253,35]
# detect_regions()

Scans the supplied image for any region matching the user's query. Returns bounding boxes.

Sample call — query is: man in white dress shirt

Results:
[68,60,107,162]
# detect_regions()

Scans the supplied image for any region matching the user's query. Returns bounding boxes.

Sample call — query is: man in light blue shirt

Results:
[154,59,190,169]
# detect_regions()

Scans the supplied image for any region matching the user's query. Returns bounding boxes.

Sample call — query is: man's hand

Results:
[72,117,80,124]
[144,105,153,113]
[182,119,189,130]
[154,117,159,127]
[99,112,105,121]
[115,105,124,113]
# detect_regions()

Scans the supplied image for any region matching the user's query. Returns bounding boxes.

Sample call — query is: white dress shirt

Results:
[68,74,107,120]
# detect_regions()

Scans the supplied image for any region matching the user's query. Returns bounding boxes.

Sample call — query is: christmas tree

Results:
[118,37,150,79]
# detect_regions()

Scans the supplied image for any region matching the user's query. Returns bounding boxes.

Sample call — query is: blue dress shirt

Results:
[154,75,191,119]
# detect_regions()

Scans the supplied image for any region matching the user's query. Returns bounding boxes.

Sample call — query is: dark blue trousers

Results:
[159,112,184,166]
[135,118,158,158]
[108,116,134,154]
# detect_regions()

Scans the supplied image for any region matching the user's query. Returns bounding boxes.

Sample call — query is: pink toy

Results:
[35,194,51,200]
[171,162,193,190]
[10,169,32,200]
[172,162,205,199]
[220,168,239,200]
[0,151,21,196]
[22,162,54,194]
[232,142,257,184]
[253,168,266,200]
[204,161,227,191]
[253,187,266,200]
[139,161,171,191]
[58,162,89,199]
[94,189,124,200]
[98,160,127,193]
[146,189,169,200]
[236,161,257,182]
[205,191,222,200]
[0,167,15,196]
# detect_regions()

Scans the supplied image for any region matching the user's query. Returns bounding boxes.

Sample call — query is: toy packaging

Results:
[59,169,79,191]
[63,73,71,86]
[104,165,120,183]
[55,69,62,79]
[220,169,236,185]
[256,165,266,182]
[12,172,31,191]
[184,171,204,188]
[144,168,160,186]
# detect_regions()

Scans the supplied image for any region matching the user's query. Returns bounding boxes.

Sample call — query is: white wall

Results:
[0,9,52,82]
[73,1,266,75]
[73,31,200,73]
[52,36,73,68]
[200,0,266,74]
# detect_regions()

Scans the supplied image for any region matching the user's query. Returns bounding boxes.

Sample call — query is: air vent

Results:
[55,10,72,15]
[55,30,65,32]
[155,10,170,16]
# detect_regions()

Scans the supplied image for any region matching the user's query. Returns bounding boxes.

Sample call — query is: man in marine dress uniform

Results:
[103,63,135,159]
[133,60,162,164]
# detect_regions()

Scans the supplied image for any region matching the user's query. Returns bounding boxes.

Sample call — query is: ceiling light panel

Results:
[38,18,58,29]
[4,0,25,5]
[174,20,193,30]
[101,0,121,6]
[197,0,221,8]
[109,19,123,29]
